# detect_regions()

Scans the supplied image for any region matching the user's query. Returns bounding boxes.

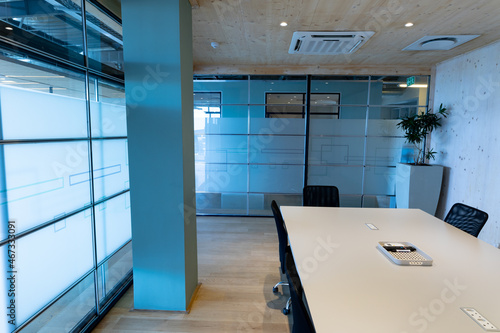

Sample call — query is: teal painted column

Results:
[121,0,198,310]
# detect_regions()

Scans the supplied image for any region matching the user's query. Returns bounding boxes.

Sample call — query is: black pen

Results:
[384,246,416,252]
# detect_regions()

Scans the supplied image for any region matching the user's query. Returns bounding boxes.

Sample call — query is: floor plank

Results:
[92,216,291,333]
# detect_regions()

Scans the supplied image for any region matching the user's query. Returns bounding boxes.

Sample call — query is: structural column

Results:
[121,0,197,310]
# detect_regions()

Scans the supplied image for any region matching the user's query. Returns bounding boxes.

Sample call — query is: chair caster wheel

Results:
[272,287,279,293]
[282,308,290,315]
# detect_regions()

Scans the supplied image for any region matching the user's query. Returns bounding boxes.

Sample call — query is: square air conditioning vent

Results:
[288,31,375,55]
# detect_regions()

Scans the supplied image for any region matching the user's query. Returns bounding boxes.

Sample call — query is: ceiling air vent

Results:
[288,31,375,55]
[403,35,480,51]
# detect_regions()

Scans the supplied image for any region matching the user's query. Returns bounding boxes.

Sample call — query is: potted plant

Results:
[395,104,448,215]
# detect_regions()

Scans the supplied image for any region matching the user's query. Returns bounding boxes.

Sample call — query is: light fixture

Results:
[5,27,13,31]
[6,75,65,78]
[399,84,428,88]
[0,81,37,85]
[405,22,414,27]
[280,22,288,27]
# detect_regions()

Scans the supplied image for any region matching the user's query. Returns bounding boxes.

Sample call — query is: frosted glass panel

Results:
[309,118,366,136]
[308,166,363,195]
[92,139,130,200]
[196,163,247,193]
[367,119,405,136]
[197,116,248,135]
[0,85,87,140]
[365,137,406,166]
[362,195,396,208]
[196,135,248,163]
[249,165,303,193]
[308,136,365,166]
[220,193,248,213]
[1,142,91,239]
[364,166,396,195]
[250,117,305,135]
[249,135,304,164]
[95,194,132,263]
[90,101,127,137]
[12,211,93,327]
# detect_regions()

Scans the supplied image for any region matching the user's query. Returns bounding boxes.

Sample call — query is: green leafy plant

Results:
[397,104,448,165]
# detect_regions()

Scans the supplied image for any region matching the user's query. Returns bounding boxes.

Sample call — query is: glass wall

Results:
[0,1,130,332]
[194,75,429,214]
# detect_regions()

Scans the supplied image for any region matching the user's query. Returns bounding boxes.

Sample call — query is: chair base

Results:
[272,281,288,293]
[282,297,291,315]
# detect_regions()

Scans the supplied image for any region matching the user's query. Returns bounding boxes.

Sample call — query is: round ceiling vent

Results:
[420,37,458,50]
[403,35,479,51]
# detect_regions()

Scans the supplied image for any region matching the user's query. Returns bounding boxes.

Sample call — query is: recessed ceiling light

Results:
[5,27,13,31]
[405,22,414,27]
[280,22,288,27]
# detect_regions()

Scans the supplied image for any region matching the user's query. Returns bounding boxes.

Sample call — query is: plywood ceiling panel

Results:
[191,0,500,74]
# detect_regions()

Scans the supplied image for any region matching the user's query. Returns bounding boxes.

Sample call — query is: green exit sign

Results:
[406,76,416,87]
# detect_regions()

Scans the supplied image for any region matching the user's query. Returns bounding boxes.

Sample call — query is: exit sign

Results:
[406,76,416,87]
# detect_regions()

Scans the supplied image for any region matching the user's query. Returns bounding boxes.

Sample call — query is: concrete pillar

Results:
[121,0,197,311]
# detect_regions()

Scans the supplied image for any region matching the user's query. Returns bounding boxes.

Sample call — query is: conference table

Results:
[280,206,500,333]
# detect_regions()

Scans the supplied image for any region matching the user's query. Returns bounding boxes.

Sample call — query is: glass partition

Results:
[194,75,430,214]
[0,2,129,331]
[0,0,85,65]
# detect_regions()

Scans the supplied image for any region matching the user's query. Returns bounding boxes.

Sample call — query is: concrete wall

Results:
[431,40,500,247]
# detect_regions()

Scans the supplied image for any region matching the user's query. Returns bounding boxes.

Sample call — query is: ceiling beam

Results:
[193,64,433,76]
[189,0,200,9]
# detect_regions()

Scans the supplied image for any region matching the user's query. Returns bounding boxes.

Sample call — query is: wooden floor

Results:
[92,216,291,333]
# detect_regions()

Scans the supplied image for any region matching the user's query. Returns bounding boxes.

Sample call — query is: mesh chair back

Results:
[285,249,316,333]
[271,200,289,274]
[303,185,340,207]
[444,203,488,237]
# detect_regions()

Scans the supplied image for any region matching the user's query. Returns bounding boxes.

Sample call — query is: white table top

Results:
[281,206,500,333]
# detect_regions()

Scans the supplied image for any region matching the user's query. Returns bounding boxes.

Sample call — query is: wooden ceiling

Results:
[191,0,500,75]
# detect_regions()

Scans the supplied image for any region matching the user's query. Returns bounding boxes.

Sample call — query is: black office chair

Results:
[285,249,316,333]
[271,200,291,315]
[303,185,340,207]
[444,203,489,238]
